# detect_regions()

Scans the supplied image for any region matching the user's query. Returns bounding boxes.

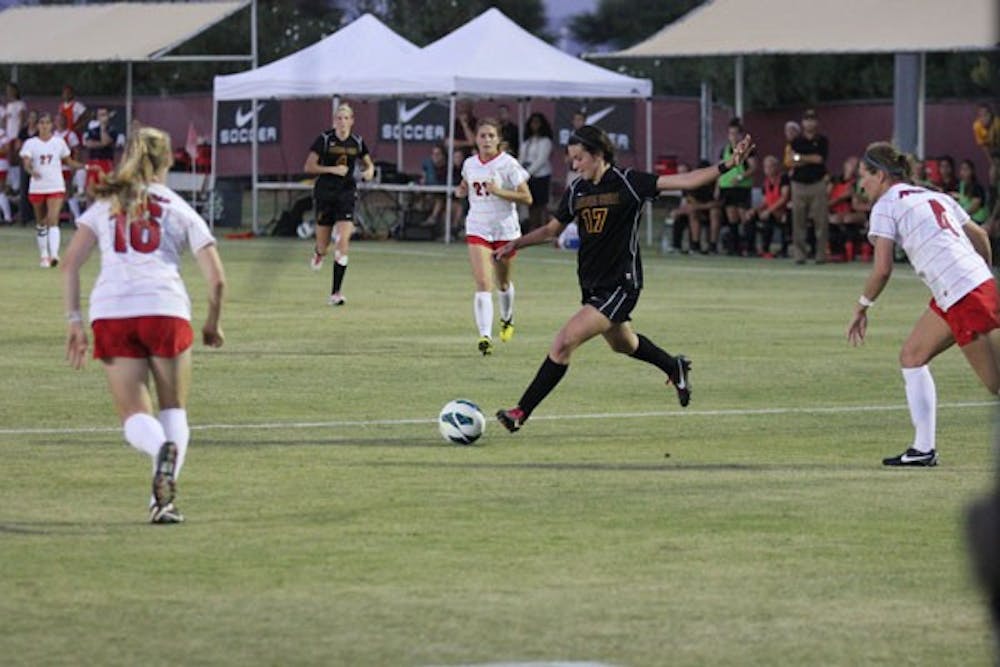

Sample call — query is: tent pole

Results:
[125,62,133,131]
[734,55,744,119]
[444,94,457,244]
[251,98,259,233]
[699,81,711,161]
[517,98,524,155]
[917,52,926,158]
[396,99,404,172]
[645,97,653,247]
[209,95,218,228]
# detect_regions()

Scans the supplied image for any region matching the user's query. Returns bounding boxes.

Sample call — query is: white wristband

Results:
[66,310,83,323]
[858,295,875,308]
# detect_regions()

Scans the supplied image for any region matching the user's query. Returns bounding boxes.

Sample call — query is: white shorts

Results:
[464,213,521,243]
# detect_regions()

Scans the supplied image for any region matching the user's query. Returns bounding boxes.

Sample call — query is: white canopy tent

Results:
[212,13,420,229]
[597,0,1000,155]
[212,8,654,239]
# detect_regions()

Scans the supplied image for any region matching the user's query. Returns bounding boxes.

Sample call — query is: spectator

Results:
[571,109,586,131]
[782,120,801,171]
[956,158,988,225]
[751,155,791,258]
[17,109,38,224]
[713,117,758,255]
[974,103,1000,184]
[937,155,958,194]
[453,100,477,156]
[52,112,83,222]
[828,156,866,260]
[520,112,553,232]
[419,143,454,231]
[671,160,719,255]
[5,83,26,147]
[496,104,519,158]
[789,108,830,264]
[59,84,87,135]
[0,121,11,223]
[82,107,119,200]
[911,158,940,191]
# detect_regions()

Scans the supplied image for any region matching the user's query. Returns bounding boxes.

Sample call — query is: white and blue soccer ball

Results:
[438,399,486,445]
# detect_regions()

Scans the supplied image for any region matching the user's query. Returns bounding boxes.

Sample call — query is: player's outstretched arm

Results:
[195,244,226,348]
[656,134,754,192]
[494,217,565,261]
[61,225,98,369]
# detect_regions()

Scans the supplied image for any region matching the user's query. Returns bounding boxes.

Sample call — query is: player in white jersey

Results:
[62,126,226,523]
[455,118,531,355]
[846,142,1000,467]
[19,113,82,267]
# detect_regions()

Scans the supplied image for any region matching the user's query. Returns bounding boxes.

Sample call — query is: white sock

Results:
[474,291,493,338]
[0,193,10,221]
[902,365,936,452]
[498,283,515,322]
[67,196,81,222]
[158,408,190,480]
[123,413,166,461]
[35,226,49,258]
[48,225,61,258]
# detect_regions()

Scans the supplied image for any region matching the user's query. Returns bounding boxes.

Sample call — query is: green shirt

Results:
[718,143,752,189]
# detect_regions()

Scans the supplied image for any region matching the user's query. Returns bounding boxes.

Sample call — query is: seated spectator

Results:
[52,112,83,222]
[956,158,988,225]
[671,160,719,255]
[749,155,791,258]
[974,103,1000,184]
[937,155,958,194]
[419,143,449,228]
[520,112,553,232]
[713,117,758,255]
[911,158,941,191]
[782,120,801,171]
[59,84,87,135]
[828,156,866,260]
[0,123,11,223]
[496,104,519,158]
[82,107,119,200]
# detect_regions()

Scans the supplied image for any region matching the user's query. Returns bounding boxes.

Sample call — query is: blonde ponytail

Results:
[93,126,173,216]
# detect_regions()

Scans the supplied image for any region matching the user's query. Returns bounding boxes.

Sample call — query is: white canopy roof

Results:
[0,1,248,64]
[399,8,651,98]
[601,0,999,58]
[213,13,419,100]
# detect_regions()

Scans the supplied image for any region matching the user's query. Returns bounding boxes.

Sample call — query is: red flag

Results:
[185,122,198,161]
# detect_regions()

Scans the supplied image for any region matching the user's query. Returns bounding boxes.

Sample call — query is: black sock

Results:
[332,262,347,293]
[517,356,568,418]
[630,333,678,377]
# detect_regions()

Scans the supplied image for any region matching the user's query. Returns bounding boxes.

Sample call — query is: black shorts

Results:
[582,285,640,323]
[720,187,752,209]
[315,190,357,225]
[528,175,551,208]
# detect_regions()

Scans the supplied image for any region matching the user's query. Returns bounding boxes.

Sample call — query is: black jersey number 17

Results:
[579,207,608,234]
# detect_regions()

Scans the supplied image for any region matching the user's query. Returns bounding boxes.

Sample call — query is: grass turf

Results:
[0,225,995,666]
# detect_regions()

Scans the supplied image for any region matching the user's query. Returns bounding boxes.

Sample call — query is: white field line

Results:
[0,401,993,436]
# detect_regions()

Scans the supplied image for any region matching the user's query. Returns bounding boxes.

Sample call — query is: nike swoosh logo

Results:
[234,102,266,128]
[899,453,931,463]
[587,106,615,125]
[675,367,686,390]
[398,101,432,124]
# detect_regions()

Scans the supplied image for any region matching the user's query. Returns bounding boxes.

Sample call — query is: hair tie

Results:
[863,153,905,177]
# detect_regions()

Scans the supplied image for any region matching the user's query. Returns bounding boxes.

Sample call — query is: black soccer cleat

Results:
[882,447,938,467]
[151,441,178,509]
[149,502,185,524]
[496,407,526,433]
[668,355,692,408]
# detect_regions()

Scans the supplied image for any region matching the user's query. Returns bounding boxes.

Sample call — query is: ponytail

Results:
[93,126,173,216]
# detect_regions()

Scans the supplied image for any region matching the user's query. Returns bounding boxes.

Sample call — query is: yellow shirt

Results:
[973,117,1000,150]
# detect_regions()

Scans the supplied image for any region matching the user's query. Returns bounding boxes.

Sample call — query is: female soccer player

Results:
[494,125,752,432]
[455,118,532,355]
[19,113,82,267]
[304,104,375,306]
[62,126,226,523]
[846,142,999,467]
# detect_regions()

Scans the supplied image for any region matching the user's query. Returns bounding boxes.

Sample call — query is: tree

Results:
[569,0,702,51]
[375,0,548,45]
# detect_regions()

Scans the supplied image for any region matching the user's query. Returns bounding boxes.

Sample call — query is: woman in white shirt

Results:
[62,125,226,523]
[19,113,82,267]
[847,141,999,468]
[520,112,554,232]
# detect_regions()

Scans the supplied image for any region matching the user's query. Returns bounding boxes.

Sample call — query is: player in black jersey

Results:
[494,125,752,432]
[304,104,375,306]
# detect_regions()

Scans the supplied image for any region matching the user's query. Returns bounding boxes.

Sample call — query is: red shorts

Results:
[86,159,114,188]
[92,316,193,360]
[929,280,1000,347]
[29,192,65,205]
[467,235,518,259]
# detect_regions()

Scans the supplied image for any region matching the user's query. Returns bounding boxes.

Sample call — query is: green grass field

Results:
[0,224,996,667]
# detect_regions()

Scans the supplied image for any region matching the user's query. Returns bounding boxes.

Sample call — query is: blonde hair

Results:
[93,126,173,216]
[861,141,912,182]
[335,104,354,118]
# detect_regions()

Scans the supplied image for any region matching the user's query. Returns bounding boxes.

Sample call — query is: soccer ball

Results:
[438,399,486,445]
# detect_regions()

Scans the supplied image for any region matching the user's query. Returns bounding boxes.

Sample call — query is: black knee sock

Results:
[332,262,347,294]
[517,356,568,418]
[630,333,678,377]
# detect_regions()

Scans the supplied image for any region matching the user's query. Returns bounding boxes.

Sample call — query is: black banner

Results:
[555,100,635,153]
[377,99,450,143]
[217,100,281,146]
